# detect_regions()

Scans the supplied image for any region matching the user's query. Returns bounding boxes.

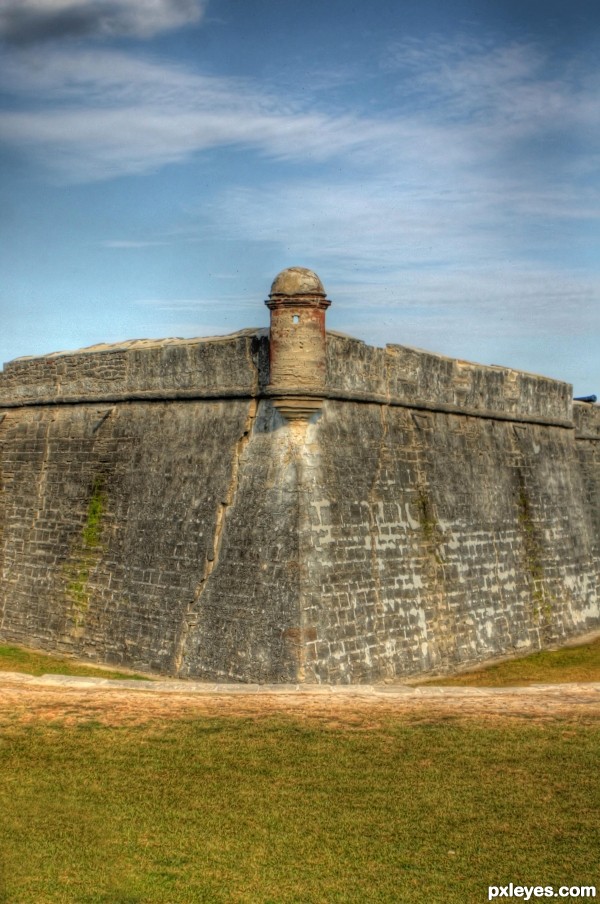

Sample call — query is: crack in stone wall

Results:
[175,401,302,683]
[0,328,597,683]
[173,399,258,675]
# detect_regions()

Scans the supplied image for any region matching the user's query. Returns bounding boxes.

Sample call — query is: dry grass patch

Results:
[421,637,600,687]
[0,644,151,681]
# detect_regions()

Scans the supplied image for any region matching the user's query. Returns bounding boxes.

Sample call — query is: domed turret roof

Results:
[269,267,326,297]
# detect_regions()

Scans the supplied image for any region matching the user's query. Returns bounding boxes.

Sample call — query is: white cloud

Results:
[101,239,170,248]
[134,296,258,311]
[385,34,600,173]
[210,179,600,336]
[0,33,597,195]
[0,0,205,43]
[0,47,405,180]
[0,32,598,363]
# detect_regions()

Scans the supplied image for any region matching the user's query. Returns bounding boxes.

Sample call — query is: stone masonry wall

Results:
[324,333,572,426]
[0,327,598,682]
[298,402,598,682]
[0,395,304,681]
[574,402,600,577]
[0,330,267,406]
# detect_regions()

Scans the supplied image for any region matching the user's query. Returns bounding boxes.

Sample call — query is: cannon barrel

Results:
[574,394,597,403]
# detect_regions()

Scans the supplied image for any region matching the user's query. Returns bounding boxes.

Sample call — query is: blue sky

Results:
[1,0,598,395]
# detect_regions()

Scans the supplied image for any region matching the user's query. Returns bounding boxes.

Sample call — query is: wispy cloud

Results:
[0,32,597,194]
[1,31,598,360]
[209,176,600,341]
[190,34,598,360]
[101,239,170,248]
[134,296,258,311]
[332,268,600,336]
[0,0,205,44]
[0,46,396,180]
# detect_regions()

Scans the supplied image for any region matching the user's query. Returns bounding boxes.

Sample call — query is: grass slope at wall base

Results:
[0,328,598,683]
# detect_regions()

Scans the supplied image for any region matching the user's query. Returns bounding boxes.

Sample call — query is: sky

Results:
[0,0,598,395]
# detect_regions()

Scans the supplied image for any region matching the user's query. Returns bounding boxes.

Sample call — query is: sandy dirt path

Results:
[1,673,599,727]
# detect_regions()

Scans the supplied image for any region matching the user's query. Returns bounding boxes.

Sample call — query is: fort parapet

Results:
[0,269,598,682]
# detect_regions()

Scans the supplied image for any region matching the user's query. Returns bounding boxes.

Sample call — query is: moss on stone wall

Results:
[82,478,106,549]
[0,368,597,682]
[516,476,554,626]
[65,477,106,618]
[416,487,437,545]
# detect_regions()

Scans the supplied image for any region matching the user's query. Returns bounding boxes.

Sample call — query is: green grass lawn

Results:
[3,637,600,687]
[421,637,600,687]
[0,714,598,904]
[0,644,151,681]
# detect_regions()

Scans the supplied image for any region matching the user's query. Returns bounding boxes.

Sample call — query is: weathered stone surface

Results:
[0,285,598,682]
[298,403,598,681]
[0,330,269,407]
[266,267,331,420]
[0,399,265,675]
[269,267,326,298]
[325,334,572,426]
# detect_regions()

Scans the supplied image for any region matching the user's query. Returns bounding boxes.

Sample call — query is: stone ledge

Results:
[0,329,577,429]
[2,672,599,697]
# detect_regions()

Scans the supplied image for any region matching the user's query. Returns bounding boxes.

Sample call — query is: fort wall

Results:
[0,270,598,682]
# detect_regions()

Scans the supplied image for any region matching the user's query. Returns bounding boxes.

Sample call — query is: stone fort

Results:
[0,268,598,683]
